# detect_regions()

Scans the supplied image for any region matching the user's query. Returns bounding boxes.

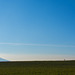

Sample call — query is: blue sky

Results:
[0,0,75,60]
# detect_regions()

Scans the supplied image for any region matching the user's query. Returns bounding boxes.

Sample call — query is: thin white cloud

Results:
[0,42,75,47]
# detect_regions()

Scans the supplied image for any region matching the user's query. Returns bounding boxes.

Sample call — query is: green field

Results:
[0,61,75,75]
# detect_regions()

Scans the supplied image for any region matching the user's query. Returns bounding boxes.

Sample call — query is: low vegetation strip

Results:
[0,61,75,75]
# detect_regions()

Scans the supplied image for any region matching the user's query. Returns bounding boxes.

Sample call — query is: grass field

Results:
[0,61,75,75]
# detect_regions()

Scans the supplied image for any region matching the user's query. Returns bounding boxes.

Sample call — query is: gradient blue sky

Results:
[0,0,75,60]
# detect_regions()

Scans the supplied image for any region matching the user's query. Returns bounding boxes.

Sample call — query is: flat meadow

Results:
[0,61,75,75]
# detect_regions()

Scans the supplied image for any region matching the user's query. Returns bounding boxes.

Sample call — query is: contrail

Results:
[0,42,75,47]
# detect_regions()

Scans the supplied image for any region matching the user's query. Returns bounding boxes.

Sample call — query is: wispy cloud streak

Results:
[0,42,75,48]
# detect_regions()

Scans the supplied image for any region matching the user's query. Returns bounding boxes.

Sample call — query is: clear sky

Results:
[0,0,75,61]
